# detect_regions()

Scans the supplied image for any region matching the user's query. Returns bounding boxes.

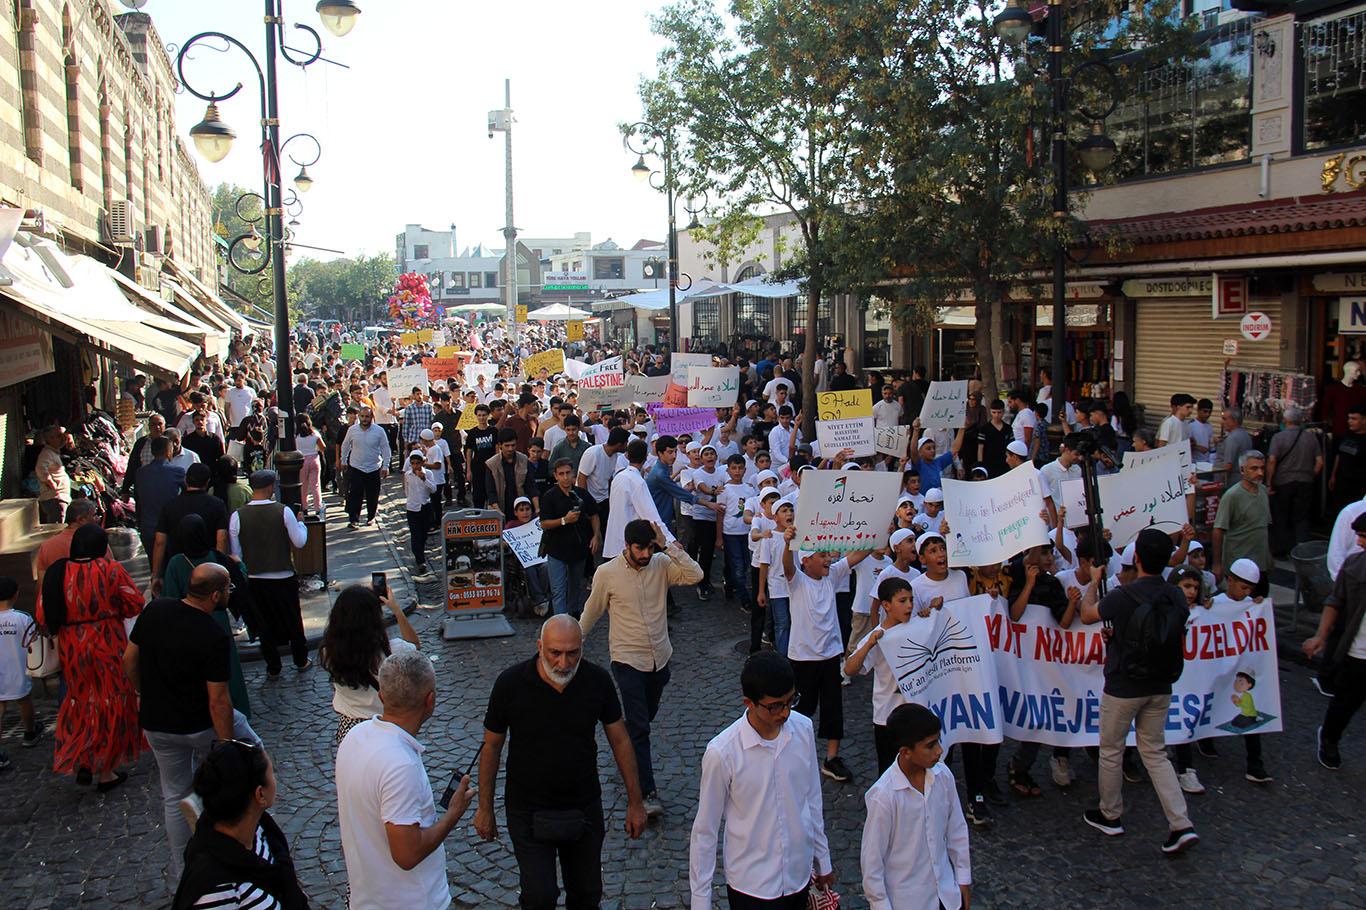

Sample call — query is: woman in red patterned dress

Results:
[36,523,143,791]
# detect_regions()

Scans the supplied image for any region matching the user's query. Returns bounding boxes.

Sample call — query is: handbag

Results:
[806,876,840,910]
[23,624,60,678]
[530,808,587,844]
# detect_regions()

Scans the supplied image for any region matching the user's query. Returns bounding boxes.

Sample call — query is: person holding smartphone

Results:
[538,457,599,617]
[320,583,420,749]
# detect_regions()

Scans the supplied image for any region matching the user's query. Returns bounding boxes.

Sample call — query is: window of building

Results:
[485,271,498,287]
[733,265,773,340]
[62,5,83,190]
[15,0,40,163]
[790,295,833,340]
[449,271,465,288]
[469,272,483,288]
[1302,7,1366,151]
[98,74,112,205]
[594,257,624,280]
[863,298,893,368]
[1106,18,1252,180]
[693,296,720,346]
[124,122,136,215]
[413,244,429,260]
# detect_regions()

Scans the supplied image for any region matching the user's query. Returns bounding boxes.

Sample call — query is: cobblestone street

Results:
[2,482,1364,909]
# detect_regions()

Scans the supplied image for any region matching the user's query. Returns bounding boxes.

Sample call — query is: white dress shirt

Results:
[341,422,392,473]
[689,710,831,908]
[603,465,672,555]
[1327,498,1366,579]
[786,554,853,661]
[861,761,971,910]
[768,423,796,468]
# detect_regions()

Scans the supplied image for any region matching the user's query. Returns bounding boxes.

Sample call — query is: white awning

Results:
[722,275,802,297]
[526,303,591,320]
[108,268,230,360]
[162,259,250,336]
[602,279,730,312]
[0,235,200,376]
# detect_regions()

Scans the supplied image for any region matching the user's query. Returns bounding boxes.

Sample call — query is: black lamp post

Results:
[993,0,1117,430]
[176,0,358,507]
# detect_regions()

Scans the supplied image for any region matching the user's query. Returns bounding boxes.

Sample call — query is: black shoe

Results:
[347,522,360,530]
[821,756,853,782]
[1083,808,1124,836]
[965,795,994,826]
[1196,739,1220,759]
[0,752,11,772]
[295,658,314,672]
[21,719,45,747]
[76,767,92,786]
[1319,726,1342,770]
[738,602,751,615]
[1122,753,1144,783]
[416,563,429,576]
[982,779,1008,807]
[1162,827,1199,854]
[96,770,129,793]
[1244,760,1272,783]
[1312,676,1336,697]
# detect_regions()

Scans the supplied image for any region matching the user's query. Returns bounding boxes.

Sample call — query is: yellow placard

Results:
[417,328,434,342]
[566,320,584,342]
[399,331,419,345]
[456,405,480,430]
[437,345,459,358]
[522,348,565,379]
[816,388,873,421]
[515,304,528,323]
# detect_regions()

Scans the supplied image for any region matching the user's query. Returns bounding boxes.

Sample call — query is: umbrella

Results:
[525,303,591,320]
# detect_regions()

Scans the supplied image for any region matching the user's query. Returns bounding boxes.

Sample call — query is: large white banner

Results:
[792,469,903,552]
[816,417,875,458]
[942,463,1051,568]
[876,594,1002,747]
[686,365,740,407]
[1124,439,1193,495]
[987,599,1281,746]
[920,380,969,429]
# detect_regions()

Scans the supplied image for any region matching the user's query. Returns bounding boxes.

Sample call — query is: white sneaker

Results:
[1050,756,1074,788]
[840,674,852,687]
[179,794,203,828]
[1178,769,1205,794]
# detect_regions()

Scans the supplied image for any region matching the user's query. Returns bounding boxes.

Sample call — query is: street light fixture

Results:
[316,0,360,37]
[1078,122,1118,173]
[992,0,1035,46]
[293,166,314,193]
[189,100,236,162]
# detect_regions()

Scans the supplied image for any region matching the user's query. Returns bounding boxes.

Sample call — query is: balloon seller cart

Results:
[441,508,515,639]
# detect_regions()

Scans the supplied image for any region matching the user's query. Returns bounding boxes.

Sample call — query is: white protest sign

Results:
[501,519,545,568]
[816,417,876,458]
[875,594,1003,747]
[942,462,1051,568]
[464,361,498,387]
[575,356,629,410]
[563,358,590,381]
[1099,452,1188,546]
[1124,439,1193,494]
[686,365,740,407]
[792,469,903,552]
[920,380,969,429]
[875,425,912,458]
[986,599,1281,747]
[1058,478,1089,528]
[388,365,429,397]
[667,353,712,406]
[625,373,669,404]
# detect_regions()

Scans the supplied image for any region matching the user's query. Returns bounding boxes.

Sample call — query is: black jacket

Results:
[1326,550,1366,669]
[173,811,308,910]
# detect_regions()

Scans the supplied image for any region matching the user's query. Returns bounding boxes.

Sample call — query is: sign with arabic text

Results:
[686,365,740,407]
[792,469,903,552]
[816,388,873,421]
[941,463,1050,568]
[668,353,712,407]
[625,373,670,404]
[920,380,969,429]
[464,361,498,386]
[388,365,429,396]
[1123,439,1192,495]
[875,425,912,458]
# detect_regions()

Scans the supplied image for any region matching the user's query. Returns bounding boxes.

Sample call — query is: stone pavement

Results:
[2,476,1364,908]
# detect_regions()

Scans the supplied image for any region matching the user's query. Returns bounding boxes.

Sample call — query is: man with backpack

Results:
[1079,528,1199,854]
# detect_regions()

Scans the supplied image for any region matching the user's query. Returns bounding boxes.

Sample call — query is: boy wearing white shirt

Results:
[781,527,872,783]
[861,703,971,910]
[758,500,796,656]
[747,486,781,654]
[718,455,757,615]
[844,576,914,773]
[689,652,834,909]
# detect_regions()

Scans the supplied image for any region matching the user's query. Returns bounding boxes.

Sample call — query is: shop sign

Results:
[1340,297,1366,334]
[1212,275,1248,318]
[1240,311,1272,341]
[1222,339,1240,356]
[1314,272,1366,293]
[542,272,590,291]
[0,307,55,388]
[1120,276,1214,298]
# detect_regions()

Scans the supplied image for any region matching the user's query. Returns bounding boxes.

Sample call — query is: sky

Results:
[142,0,673,261]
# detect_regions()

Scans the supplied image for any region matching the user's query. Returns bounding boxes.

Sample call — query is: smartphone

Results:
[372,572,387,598]
[439,744,482,810]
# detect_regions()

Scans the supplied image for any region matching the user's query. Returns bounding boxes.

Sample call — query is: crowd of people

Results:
[5,312,1365,909]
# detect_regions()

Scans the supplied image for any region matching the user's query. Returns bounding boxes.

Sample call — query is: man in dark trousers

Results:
[149,462,229,596]
[134,435,185,576]
[475,615,646,910]
[228,470,310,679]
[339,405,391,529]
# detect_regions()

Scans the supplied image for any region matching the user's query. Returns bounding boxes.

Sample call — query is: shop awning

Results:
[600,279,729,311]
[722,275,802,297]
[162,259,251,336]
[0,235,200,376]
[108,268,231,360]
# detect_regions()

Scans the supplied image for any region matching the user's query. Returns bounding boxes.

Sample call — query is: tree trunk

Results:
[974,295,998,402]
[801,286,819,443]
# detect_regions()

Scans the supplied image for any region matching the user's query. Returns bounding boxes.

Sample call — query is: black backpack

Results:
[1118,586,1186,685]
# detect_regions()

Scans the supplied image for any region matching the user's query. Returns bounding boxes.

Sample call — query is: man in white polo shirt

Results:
[336,650,474,910]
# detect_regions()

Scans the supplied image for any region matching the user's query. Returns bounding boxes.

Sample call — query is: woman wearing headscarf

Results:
[172,740,308,910]
[163,514,252,719]
[35,523,142,791]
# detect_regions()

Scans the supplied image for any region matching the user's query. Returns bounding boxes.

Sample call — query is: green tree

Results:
[288,254,396,323]
[638,0,869,440]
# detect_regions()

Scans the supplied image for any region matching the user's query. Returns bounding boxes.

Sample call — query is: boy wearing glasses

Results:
[689,652,834,909]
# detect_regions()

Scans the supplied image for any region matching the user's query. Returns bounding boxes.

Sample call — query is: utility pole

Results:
[489,80,517,346]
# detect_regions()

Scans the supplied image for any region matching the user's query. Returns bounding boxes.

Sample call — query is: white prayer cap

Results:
[1229,558,1261,585]
[1007,440,1029,457]
[916,531,945,552]
[420,429,435,441]
[1120,542,1137,567]
[924,488,945,503]
[756,470,779,484]
[685,441,701,453]
[889,528,915,549]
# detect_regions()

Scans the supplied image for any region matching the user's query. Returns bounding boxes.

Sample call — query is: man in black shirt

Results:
[149,462,229,593]
[1331,405,1366,512]
[539,458,601,616]
[182,410,225,465]
[977,398,1014,477]
[1079,528,1198,854]
[464,404,497,510]
[124,563,259,882]
[475,615,645,909]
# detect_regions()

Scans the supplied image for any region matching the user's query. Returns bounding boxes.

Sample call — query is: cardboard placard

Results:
[502,519,546,568]
[575,357,629,410]
[686,365,740,408]
[339,342,366,361]
[941,463,1050,567]
[816,388,873,421]
[920,380,969,429]
[625,373,670,404]
[522,348,566,379]
[792,469,903,551]
[388,365,430,397]
[815,417,876,458]
[566,320,584,342]
[874,425,912,458]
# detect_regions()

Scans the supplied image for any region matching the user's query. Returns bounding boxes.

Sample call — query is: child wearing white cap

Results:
[757,497,796,655]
